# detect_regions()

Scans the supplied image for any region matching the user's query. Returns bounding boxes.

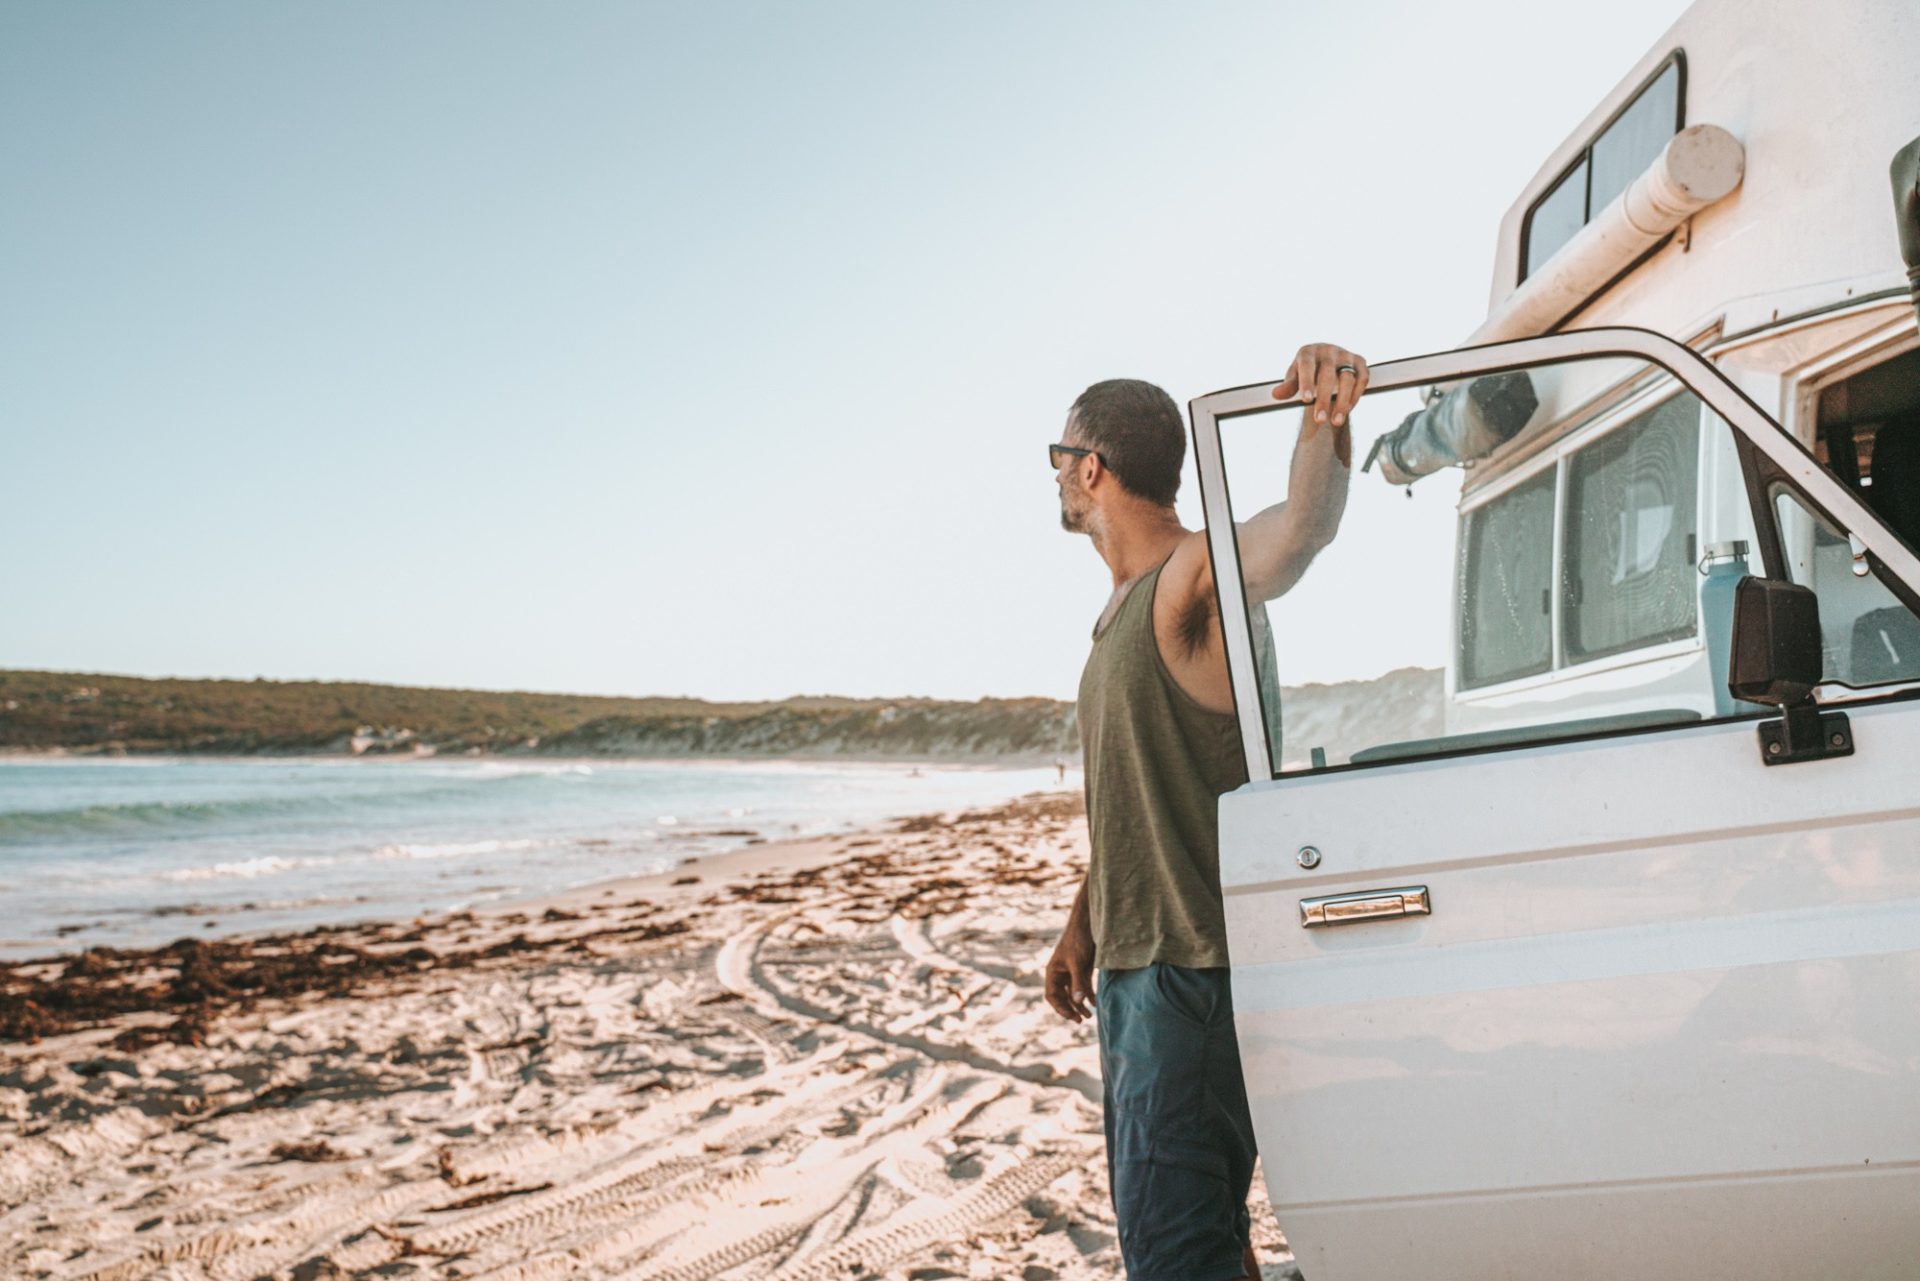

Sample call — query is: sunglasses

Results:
[1049,443,1104,470]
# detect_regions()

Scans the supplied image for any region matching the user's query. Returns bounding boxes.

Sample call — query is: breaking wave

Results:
[148,838,551,883]
[156,854,337,882]
[369,838,546,861]
[0,773,567,841]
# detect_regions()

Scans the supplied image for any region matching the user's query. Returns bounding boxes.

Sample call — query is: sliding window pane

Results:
[1564,393,1700,661]
[1459,468,1556,688]
[1524,158,1588,280]
[1590,61,1681,214]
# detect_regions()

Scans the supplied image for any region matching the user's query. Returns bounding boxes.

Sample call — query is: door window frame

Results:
[1783,316,1919,451]
[1190,326,1920,782]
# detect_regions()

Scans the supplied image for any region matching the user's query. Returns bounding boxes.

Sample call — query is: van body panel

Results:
[1192,1,1920,1268]
[1222,702,1920,1275]
[1194,324,1920,1274]
[1282,1170,1920,1281]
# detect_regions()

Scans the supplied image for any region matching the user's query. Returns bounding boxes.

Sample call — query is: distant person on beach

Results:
[1054,756,1066,785]
[1043,343,1363,1281]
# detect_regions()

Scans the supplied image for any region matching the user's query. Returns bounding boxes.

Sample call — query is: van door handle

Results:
[1299,885,1431,928]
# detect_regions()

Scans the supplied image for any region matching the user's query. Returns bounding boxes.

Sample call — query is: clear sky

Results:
[2,0,1691,702]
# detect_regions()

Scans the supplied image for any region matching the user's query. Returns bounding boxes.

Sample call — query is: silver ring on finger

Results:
[1336,364,1359,375]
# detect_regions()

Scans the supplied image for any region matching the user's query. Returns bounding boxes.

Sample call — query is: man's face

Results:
[1055,417,1093,534]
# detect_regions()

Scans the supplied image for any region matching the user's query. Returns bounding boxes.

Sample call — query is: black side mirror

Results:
[1728,576,1852,765]
[1728,575,1823,706]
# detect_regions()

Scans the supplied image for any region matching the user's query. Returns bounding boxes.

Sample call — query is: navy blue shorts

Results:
[1096,963,1259,1281]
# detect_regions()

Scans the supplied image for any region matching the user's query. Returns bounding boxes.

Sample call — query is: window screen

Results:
[1564,394,1701,661]
[1459,467,1556,688]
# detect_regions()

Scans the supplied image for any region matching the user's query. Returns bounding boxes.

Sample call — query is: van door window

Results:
[1196,330,1920,781]
[1214,353,1737,775]
[1772,487,1920,688]
[1563,392,1701,662]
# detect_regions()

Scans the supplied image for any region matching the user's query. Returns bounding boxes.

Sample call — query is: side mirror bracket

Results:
[1727,576,1855,765]
[1758,700,1852,766]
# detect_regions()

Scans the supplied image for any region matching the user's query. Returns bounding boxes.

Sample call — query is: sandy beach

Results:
[1,790,1297,1281]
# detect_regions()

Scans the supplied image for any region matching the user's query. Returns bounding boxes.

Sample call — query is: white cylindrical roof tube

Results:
[1470,124,1747,345]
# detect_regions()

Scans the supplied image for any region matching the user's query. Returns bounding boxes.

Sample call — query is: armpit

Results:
[1173,590,1217,660]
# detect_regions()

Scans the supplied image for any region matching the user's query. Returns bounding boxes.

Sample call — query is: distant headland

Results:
[0,667,1441,764]
[0,670,1077,763]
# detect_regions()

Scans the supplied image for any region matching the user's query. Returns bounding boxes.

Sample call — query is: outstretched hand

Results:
[1272,342,1369,468]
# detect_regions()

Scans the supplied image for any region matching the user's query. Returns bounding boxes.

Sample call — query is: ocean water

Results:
[0,756,1069,959]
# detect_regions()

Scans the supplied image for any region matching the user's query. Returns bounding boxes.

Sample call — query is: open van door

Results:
[1190,327,1920,1280]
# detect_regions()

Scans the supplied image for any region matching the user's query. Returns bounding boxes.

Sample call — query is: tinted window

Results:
[1590,61,1681,213]
[1564,394,1700,661]
[1459,468,1556,688]
[1525,160,1589,281]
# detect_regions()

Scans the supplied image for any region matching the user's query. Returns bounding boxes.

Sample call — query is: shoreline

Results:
[0,788,1298,1280]
[0,757,1080,961]
[0,819,889,970]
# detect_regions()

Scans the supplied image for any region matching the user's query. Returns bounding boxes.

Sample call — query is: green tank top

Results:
[1077,555,1249,971]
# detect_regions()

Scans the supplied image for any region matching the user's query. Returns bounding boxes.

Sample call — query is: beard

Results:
[1058,485,1089,533]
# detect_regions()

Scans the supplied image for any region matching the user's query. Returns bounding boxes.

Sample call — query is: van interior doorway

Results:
[1815,347,1920,549]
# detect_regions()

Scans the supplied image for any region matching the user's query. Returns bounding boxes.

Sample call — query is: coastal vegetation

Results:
[0,667,1441,761]
[0,669,1075,760]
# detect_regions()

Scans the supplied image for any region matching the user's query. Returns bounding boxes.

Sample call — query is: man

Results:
[1044,343,1366,1281]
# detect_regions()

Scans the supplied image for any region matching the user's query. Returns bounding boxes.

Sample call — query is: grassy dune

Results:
[0,670,1069,759]
[0,666,1440,763]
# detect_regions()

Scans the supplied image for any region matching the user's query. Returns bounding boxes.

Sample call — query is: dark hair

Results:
[1068,378,1184,506]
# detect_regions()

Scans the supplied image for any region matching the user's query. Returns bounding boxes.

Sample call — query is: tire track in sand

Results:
[71,1050,905,1281]
[717,912,1099,1103]
[461,1069,992,1281]
[889,912,1041,989]
[397,1058,925,1262]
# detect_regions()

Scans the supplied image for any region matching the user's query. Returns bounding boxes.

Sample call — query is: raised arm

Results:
[1152,343,1368,714]
[1235,407,1352,601]
[1215,343,1366,604]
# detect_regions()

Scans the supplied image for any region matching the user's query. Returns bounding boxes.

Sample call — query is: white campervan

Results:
[1193,1,1920,1276]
